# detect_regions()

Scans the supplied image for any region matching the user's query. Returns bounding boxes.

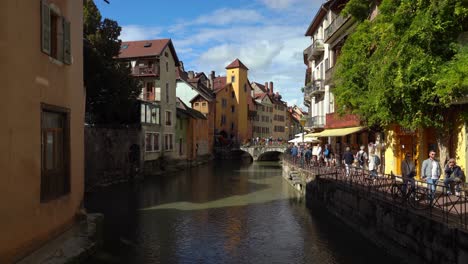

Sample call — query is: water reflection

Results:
[86,161,400,264]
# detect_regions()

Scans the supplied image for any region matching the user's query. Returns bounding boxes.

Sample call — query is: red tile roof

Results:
[252,82,267,92]
[225,59,249,70]
[118,39,180,66]
[213,76,226,92]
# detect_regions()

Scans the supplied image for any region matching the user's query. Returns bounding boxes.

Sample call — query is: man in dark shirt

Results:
[444,158,465,196]
[342,147,354,177]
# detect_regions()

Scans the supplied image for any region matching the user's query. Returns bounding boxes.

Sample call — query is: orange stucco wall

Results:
[0,0,84,262]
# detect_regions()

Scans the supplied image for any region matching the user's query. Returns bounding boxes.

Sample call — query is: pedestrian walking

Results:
[443,158,465,196]
[324,144,331,167]
[291,145,298,164]
[304,147,312,168]
[356,145,368,169]
[401,153,416,194]
[368,150,380,179]
[342,147,354,177]
[421,150,442,200]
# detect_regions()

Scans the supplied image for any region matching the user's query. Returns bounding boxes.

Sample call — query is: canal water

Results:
[85,160,401,264]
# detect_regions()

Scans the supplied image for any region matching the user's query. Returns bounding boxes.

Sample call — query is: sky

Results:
[95,0,325,109]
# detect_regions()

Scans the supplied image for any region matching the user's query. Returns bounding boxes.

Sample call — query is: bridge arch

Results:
[239,146,287,162]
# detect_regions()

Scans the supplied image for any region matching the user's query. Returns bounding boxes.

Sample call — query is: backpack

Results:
[374,155,381,166]
[324,148,330,157]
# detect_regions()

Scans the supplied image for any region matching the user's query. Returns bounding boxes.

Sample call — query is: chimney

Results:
[210,70,216,89]
[269,81,274,95]
[188,71,195,79]
[264,82,268,93]
[179,61,185,72]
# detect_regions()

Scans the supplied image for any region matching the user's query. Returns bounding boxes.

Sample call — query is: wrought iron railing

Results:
[283,156,468,230]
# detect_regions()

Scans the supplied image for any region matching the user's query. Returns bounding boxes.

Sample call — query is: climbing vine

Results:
[334,0,468,129]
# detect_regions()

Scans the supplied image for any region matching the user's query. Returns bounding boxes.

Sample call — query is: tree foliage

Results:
[334,0,468,130]
[84,0,141,124]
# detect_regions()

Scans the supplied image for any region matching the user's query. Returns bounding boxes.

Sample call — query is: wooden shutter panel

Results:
[63,19,71,64]
[41,0,51,55]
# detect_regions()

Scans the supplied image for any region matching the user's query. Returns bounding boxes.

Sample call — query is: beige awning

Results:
[305,126,365,138]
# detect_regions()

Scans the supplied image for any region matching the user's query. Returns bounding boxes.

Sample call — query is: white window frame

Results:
[164,133,174,151]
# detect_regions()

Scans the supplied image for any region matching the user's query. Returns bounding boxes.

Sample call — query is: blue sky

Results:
[95,0,324,109]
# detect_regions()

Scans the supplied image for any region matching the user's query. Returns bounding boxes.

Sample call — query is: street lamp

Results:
[299,117,307,145]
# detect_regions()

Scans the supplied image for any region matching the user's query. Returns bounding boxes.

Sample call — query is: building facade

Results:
[0,0,84,262]
[117,39,180,169]
[303,0,371,158]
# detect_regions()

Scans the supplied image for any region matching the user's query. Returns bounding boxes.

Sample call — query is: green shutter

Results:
[41,0,50,55]
[63,19,71,64]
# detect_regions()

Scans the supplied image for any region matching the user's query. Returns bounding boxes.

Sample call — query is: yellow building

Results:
[384,106,468,182]
[0,0,84,262]
[214,59,251,143]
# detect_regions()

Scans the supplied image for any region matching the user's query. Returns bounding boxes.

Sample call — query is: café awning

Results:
[305,126,365,138]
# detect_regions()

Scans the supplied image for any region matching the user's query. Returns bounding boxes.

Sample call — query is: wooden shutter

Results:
[41,0,51,55]
[63,19,71,64]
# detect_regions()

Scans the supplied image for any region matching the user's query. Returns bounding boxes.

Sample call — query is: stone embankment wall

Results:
[85,127,142,190]
[85,127,214,191]
[281,163,468,264]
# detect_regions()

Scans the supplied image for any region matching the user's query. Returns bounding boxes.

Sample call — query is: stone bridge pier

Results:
[239,146,287,161]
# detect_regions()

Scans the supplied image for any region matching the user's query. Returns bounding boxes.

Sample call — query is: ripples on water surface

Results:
[86,161,401,264]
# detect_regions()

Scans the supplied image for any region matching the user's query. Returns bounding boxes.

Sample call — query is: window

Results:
[195,102,200,107]
[202,102,207,107]
[41,1,71,64]
[222,99,227,108]
[221,115,226,125]
[231,106,235,113]
[231,122,235,130]
[41,104,70,202]
[145,82,154,100]
[165,134,174,151]
[165,111,172,126]
[166,61,169,72]
[145,132,160,152]
[155,87,161,101]
[231,75,235,83]
[244,84,247,92]
[140,103,160,124]
[231,91,235,98]
[166,83,169,103]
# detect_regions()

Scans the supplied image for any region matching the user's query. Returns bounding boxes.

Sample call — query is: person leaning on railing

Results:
[443,158,465,197]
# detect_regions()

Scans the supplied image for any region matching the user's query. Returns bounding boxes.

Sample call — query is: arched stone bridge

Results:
[239,145,288,161]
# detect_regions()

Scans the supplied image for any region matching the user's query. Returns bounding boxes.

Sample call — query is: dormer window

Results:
[144,42,152,48]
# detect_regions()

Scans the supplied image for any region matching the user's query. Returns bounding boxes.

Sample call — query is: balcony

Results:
[324,15,351,41]
[143,92,154,101]
[304,67,312,86]
[303,93,311,107]
[304,39,325,62]
[304,98,311,108]
[325,66,335,85]
[310,79,324,95]
[305,115,325,129]
[132,65,160,77]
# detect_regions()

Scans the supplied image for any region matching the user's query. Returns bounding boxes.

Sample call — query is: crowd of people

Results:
[287,143,465,197]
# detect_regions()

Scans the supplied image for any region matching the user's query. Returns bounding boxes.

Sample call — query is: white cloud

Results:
[259,0,297,9]
[120,25,162,41]
[169,8,264,33]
